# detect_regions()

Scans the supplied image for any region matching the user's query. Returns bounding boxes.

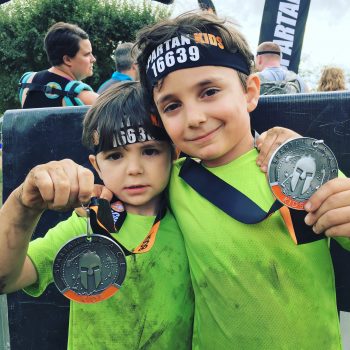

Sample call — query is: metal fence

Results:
[0,295,10,350]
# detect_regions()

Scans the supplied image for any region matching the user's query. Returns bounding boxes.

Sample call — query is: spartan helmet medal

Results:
[290,155,316,195]
[79,250,102,289]
[53,234,127,304]
[268,137,338,210]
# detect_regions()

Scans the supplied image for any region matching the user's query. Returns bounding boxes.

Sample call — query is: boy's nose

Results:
[186,107,207,128]
[126,158,144,175]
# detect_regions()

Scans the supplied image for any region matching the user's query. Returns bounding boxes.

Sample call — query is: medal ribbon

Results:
[179,157,324,245]
[88,196,167,255]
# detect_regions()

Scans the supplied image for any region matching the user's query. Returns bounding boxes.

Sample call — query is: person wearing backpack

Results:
[18,22,99,108]
[255,41,308,95]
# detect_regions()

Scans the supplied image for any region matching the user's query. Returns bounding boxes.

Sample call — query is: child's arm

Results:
[304,177,350,237]
[0,159,94,294]
[255,127,301,172]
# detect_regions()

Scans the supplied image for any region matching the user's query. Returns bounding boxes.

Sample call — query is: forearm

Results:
[0,186,43,293]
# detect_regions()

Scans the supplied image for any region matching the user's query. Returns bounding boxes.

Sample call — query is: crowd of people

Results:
[16,21,349,110]
[1,11,350,350]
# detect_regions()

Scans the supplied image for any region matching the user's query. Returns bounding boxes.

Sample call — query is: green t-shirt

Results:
[169,149,349,350]
[25,210,194,349]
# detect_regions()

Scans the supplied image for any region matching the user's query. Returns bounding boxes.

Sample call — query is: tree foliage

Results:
[0,0,170,114]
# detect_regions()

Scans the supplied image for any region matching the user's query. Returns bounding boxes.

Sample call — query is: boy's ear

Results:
[88,154,101,177]
[245,73,260,113]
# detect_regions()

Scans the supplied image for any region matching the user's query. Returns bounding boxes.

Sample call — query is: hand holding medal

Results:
[268,137,338,210]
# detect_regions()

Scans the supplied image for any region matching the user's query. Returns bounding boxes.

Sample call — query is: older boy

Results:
[136,12,350,349]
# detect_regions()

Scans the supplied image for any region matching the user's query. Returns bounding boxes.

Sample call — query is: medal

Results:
[268,137,338,210]
[53,234,126,304]
[53,196,166,303]
[53,206,126,303]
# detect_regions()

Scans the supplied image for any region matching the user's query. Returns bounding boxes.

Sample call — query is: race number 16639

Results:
[150,46,200,77]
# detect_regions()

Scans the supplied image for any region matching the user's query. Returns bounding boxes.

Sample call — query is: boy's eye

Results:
[163,102,180,113]
[107,152,122,160]
[143,148,160,156]
[203,88,220,98]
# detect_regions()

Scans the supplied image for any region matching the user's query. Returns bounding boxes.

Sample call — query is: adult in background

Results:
[255,41,308,95]
[97,42,139,93]
[317,66,347,92]
[19,22,98,108]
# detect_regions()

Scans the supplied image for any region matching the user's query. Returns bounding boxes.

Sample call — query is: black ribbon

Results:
[179,157,324,244]
[88,196,167,255]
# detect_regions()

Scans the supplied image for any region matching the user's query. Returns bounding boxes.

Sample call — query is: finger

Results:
[77,165,94,205]
[304,178,350,213]
[92,184,104,198]
[324,222,350,238]
[19,167,52,208]
[32,167,57,203]
[99,186,114,201]
[255,131,267,151]
[61,160,81,206]
[47,166,71,209]
[311,206,350,235]
[256,130,278,171]
[260,130,300,172]
[304,188,350,226]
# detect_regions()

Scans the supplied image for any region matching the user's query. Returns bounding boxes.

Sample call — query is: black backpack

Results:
[259,71,302,95]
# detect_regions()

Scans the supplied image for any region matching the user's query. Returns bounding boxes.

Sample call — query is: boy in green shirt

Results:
[0,82,194,349]
[135,12,350,349]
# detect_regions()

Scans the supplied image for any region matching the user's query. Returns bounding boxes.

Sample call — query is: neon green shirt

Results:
[169,149,349,350]
[25,210,194,349]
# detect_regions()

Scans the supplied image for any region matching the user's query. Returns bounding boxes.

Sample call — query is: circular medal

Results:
[53,234,127,303]
[268,137,338,210]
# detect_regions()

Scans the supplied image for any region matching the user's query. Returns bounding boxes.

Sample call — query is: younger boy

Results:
[136,12,350,349]
[0,82,194,349]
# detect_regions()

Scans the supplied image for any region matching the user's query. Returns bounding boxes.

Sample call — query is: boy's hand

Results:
[304,178,350,237]
[75,185,114,217]
[15,159,94,213]
[256,127,300,172]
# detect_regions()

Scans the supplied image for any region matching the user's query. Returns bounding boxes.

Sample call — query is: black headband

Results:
[146,32,251,88]
[93,123,170,154]
[256,50,281,56]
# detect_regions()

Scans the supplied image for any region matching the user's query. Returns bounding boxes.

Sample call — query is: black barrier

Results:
[3,106,91,350]
[2,92,350,348]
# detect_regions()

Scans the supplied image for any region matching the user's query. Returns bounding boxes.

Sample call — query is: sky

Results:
[153,0,350,87]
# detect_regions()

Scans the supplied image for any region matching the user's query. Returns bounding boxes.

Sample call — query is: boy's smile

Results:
[89,140,172,215]
[154,65,260,167]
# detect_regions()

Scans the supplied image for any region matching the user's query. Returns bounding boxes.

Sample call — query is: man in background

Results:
[98,42,139,93]
[255,41,308,95]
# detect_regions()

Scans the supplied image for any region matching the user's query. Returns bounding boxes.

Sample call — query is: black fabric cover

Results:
[3,106,91,350]
[2,92,350,348]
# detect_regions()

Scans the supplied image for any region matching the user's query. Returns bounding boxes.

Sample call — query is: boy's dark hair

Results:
[135,12,254,107]
[44,22,89,66]
[82,81,170,152]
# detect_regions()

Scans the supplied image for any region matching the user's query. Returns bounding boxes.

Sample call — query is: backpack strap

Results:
[63,81,93,106]
[18,75,93,106]
[18,72,35,102]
